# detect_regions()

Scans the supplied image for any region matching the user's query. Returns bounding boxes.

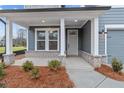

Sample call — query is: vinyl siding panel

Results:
[79,21,91,53]
[107,30,124,63]
[28,27,35,50]
[99,8,124,55]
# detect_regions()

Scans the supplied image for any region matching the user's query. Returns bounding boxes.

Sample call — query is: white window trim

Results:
[35,28,59,51]
[104,24,124,56]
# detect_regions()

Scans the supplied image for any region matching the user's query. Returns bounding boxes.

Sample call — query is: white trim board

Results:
[104,24,124,61]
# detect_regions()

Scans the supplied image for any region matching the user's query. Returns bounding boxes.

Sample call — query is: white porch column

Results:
[60,18,66,56]
[6,20,13,54]
[91,17,99,56]
[3,19,14,65]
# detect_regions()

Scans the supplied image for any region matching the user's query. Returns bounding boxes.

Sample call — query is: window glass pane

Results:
[37,41,45,50]
[49,41,57,50]
[49,30,58,40]
[37,31,45,40]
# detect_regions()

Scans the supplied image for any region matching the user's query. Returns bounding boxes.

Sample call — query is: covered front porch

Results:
[0,7,110,67]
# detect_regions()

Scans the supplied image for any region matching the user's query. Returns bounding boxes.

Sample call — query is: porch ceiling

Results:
[0,7,110,27]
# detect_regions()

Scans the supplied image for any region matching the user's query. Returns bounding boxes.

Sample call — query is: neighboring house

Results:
[1,5,124,67]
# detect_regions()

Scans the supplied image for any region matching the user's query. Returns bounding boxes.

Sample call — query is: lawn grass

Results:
[0,47,26,54]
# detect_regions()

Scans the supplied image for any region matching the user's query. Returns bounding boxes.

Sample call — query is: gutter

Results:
[0,6,111,13]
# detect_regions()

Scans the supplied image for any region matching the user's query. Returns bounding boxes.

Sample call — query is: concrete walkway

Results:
[64,57,124,88]
[14,57,124,88]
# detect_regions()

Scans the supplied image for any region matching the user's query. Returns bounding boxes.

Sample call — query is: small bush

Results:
[0,68,5,80]
[22,61,34,72]
[0,63,6,69]
[31,67,40,79]
[48,60,61,71]
[0,83,6,88]
[112,58,123,72]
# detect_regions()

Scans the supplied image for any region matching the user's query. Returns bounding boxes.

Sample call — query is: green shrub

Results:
[31,67,40,79]
[22,61,34,72]
[0,68,5,79]
[48,60,61,71]
[0,83,6,88]
[0,63,6,69]
[112,58,123,72]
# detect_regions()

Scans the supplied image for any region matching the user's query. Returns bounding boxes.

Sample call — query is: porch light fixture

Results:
[100,29,107,35]
[41,20,45,23]
[74,19,78,22]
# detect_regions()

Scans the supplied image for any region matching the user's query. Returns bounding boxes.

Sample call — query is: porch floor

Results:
[14,57,93,70]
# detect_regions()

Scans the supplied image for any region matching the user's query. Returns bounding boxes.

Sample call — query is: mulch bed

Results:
[0,66,74,88]
[95,64,124,81]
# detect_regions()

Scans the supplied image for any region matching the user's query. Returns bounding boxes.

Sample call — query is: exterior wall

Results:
[79,21,91,53]
[99,8,124,55]
[99,33,105,55]
[24,5,61,9]
[28,27,35,50]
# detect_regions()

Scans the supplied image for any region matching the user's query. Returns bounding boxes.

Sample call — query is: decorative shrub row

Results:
[22,61,34,72]
[0,82,6,88]
[111,57,123,72]
[48,60,61,71]
[22,61,40,79]
[22,60,62,79]
[0,63,6,80]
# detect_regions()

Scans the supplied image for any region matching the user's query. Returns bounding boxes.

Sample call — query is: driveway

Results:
[64,57,124,88]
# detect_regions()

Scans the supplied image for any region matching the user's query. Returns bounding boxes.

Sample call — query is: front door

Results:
[67,30,78,56]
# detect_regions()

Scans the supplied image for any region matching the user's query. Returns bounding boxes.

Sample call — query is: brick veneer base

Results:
[79,50,107,68]
[3,54,15,65]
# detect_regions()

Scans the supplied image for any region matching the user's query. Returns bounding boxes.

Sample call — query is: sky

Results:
[0,5,25,40]
[0,5,24,10]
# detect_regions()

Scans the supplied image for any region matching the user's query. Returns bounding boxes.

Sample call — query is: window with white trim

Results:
[37,31,45,50]
[35,28,59,51]
[48,30,58,50]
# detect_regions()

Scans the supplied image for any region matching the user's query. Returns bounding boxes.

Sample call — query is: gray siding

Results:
[28,27,35,50]
[99,8,124,55]
[107,29,124,63]
[79,21,91,53]
[99,34,105,55]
